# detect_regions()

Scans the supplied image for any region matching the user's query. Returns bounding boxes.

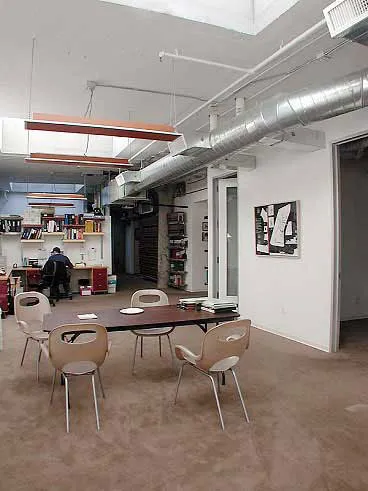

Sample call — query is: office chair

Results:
[41,260,72,303]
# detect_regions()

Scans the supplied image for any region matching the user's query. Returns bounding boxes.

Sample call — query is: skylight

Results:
[100,0,301,34]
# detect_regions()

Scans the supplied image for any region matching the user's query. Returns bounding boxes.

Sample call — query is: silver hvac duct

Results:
[131,68,368,193]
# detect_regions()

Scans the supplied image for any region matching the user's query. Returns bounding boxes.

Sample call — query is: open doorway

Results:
[334,134,368,350]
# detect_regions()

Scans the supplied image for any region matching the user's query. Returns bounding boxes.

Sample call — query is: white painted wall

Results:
[237,106,368,352]
[340,158,368,320]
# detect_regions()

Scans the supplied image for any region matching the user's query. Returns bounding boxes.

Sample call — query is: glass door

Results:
[218,178,238,302]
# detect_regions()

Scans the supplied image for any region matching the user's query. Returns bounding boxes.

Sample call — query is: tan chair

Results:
[130,289,175,373]
[174,319,251,430]
[14,292,51,381]
[42,323,109,433]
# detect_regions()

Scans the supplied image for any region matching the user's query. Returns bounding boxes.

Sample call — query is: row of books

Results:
[43,219,63,233]
[85,220,102,233]
[21,227,43,240]
[64,214,85,225]
[64,228,84,240]
[0,218,23,233]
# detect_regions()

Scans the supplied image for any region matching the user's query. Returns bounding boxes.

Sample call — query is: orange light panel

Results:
[25,153,132,169]
[25,113,181,141]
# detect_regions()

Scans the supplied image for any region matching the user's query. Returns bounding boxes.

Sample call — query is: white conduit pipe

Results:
[195,30,330,131]
[159,51,252,73]
[129,19,327,162]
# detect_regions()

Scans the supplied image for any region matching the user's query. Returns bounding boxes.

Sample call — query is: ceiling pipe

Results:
[159,51,251,73]
[130,19,327,163]
[128,68,368,193]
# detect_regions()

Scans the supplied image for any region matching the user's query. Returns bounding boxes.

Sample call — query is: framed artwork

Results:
[254,201,299,257]
[202,221,208,231]
[202,231,208,242]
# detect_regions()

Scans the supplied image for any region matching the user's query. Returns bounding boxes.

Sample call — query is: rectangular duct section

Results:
[324,0,368,45]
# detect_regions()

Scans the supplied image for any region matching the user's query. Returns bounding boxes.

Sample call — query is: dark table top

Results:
[43,304,240,332]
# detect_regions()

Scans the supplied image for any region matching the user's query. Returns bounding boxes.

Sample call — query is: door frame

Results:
[331,130,368,351]
[218,178,238,302]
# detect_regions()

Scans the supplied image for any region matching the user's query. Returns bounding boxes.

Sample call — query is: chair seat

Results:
[132,327,173,336]
[62,360,97,376]
[26,330,49,341]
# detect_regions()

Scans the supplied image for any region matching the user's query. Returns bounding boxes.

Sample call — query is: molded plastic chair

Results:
[14,292,51,381]
[130,289,175,373]
[43,323,109,433]
[174,319,251,430]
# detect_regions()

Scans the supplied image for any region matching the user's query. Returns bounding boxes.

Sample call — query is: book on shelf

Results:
[21,227,43,240]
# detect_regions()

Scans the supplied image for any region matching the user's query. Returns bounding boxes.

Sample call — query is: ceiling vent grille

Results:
[324,0,368,38]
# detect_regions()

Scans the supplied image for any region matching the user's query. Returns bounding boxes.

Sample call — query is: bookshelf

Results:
[167,212,187,289]
[39,213,105,241]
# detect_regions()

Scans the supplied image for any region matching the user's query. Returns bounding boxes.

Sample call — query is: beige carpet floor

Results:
[1,280,368,491]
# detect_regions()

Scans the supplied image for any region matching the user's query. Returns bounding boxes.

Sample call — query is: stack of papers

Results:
[77,313,98,320]
[201,299,237,314]
[178,297,207,310]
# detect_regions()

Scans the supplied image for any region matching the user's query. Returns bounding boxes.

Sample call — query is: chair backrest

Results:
[14,292,51,330]
[43,260,67,285]
[197,319,251,371]
[48,323,108,370]
[131,289,169,308]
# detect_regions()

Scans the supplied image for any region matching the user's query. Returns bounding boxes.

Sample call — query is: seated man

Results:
[42,247,74,299]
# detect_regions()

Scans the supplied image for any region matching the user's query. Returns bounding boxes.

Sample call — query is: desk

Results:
[43,305,240,333]
[11,265,108,294]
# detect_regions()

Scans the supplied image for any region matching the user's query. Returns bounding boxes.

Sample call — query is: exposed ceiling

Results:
[0,0,367,183]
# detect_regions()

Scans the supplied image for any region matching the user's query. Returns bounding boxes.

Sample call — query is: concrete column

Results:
[157,186,173,289]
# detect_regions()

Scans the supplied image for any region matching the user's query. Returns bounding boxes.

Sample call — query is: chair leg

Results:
[20,337,29,366]
[167,334,176,371]
[91,373,100,431]
[230,368,250,423]
[216,372,221,393]
[174,362,186,404]
[140,337,143,357]
[50,368,57,405]
[36,343,42,382]
[65,376,70,433]
[97,367,105,398]
[159,336,162,357]
[209,374,225,430]
[132,336,138,374]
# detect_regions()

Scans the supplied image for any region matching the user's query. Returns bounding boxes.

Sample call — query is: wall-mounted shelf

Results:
[43,232,64,236]
[62,239,85,243]
[83,232,104,236]
[2,232,21,236]
[168,211,187,289]
[21,239,45,243]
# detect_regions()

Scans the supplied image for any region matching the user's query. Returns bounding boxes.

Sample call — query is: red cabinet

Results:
[26,269,41,290]
[91,268,108,293]
[0,281,8,315]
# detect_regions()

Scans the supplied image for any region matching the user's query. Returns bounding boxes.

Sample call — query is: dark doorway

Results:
[110,206,127,282]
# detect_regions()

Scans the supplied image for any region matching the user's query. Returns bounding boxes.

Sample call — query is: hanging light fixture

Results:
[28,202,76,208]
[25,113,181,141]
[26,193,87,200]
[25,153,132,168]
